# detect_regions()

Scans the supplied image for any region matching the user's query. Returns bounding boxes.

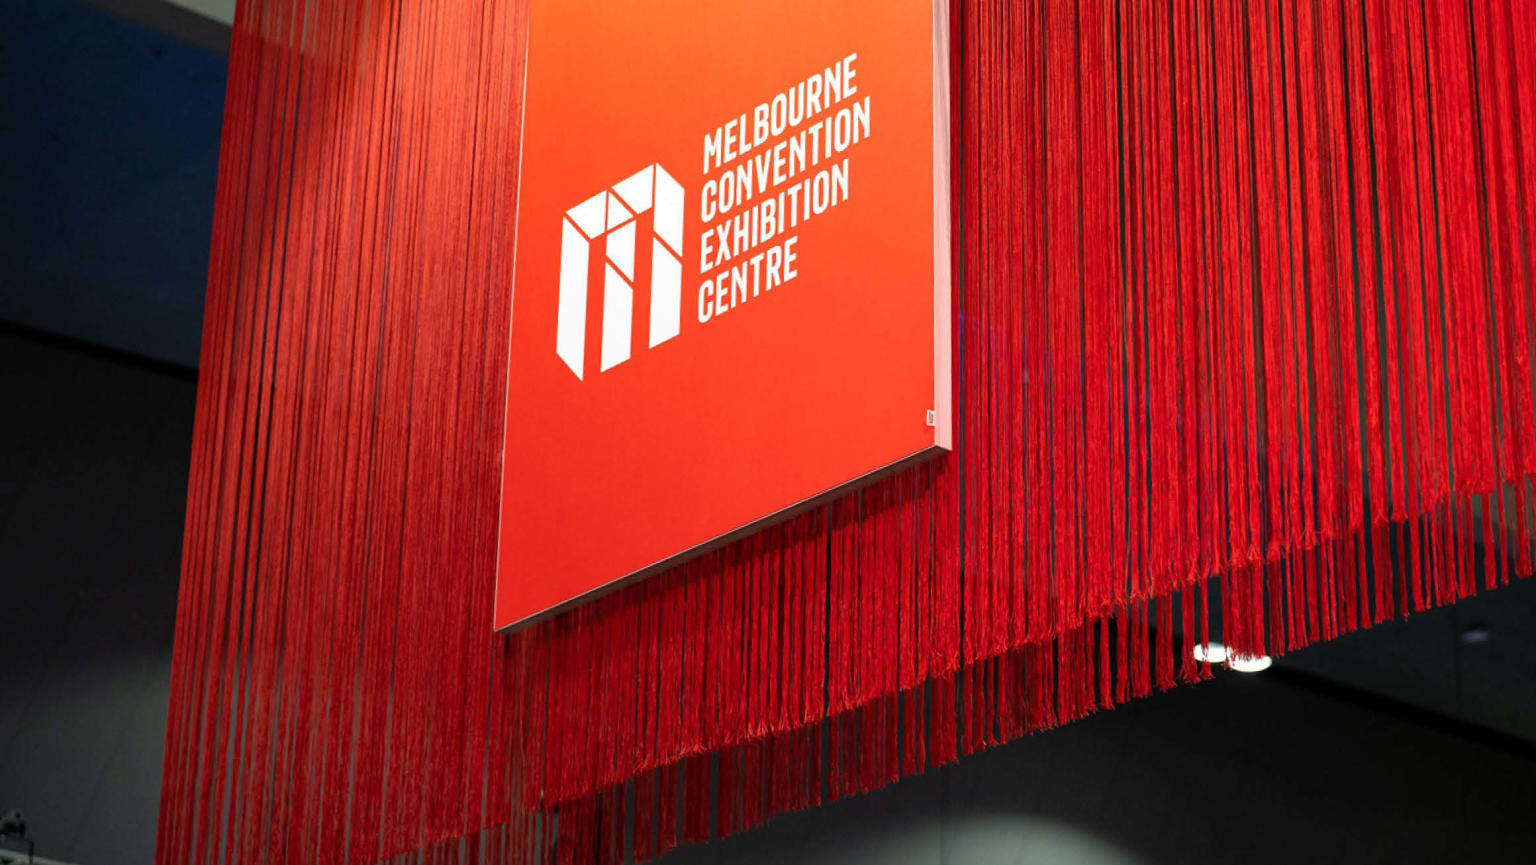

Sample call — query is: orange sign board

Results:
[496,0,952,631]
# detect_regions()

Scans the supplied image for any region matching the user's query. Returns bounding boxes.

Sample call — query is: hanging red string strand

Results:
[161,2,1536,863]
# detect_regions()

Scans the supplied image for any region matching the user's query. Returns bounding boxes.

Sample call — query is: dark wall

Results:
[0,334,194,865]
[4,334,1536,865]
[656,671,1536,865]
[0,0,225,369]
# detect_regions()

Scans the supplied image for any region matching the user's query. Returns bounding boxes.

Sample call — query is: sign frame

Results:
[495,0,953,632]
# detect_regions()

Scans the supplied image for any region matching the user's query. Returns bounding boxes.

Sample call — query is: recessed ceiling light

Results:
[1227,654,1273,673]
[1192,641,1227,664]
[1461,625,1490,645]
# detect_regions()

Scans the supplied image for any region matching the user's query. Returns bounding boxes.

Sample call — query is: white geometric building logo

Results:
[556,163,685,379]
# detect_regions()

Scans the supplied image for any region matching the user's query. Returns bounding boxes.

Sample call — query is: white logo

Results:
[556,164,685,379]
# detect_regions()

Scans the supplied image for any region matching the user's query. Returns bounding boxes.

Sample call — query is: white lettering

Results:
[700,53,863,174]
[698,279,714,322]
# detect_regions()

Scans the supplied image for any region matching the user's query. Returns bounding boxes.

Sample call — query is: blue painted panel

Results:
[0,0,226,368]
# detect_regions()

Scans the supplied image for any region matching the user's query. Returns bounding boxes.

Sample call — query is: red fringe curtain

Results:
[160,1,1536,863]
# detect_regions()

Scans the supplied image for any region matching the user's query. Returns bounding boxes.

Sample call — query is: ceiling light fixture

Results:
[1191,641,1228,664]
[1227,653,1273,673]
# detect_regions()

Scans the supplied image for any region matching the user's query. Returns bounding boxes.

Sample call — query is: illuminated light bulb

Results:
[1192,642,1228,664]
[1227,653,1273,673]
